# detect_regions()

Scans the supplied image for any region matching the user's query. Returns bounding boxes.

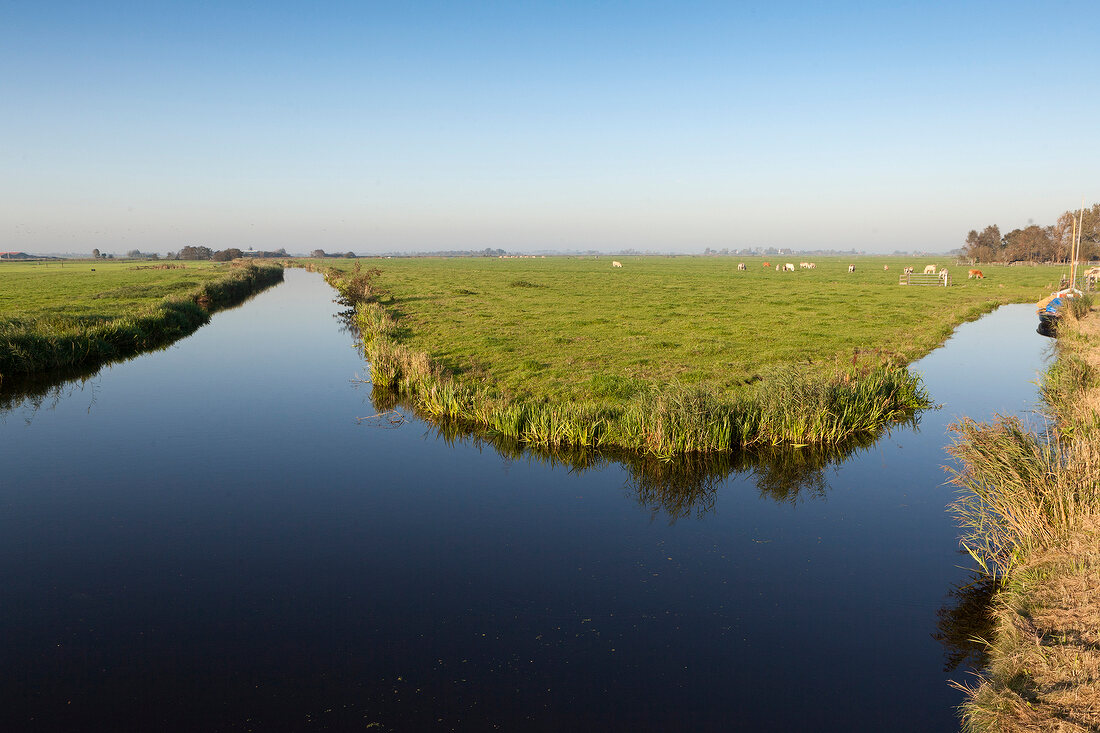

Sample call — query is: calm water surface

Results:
[0,270,1051,731]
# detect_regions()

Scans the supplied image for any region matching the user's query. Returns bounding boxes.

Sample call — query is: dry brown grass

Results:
[955,307,1100,731]
[959,519,1100,732]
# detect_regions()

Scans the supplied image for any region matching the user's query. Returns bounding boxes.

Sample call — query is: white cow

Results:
[737,262,746,271]
[784,263,795,272]
[884,265,889,271]
[848,264,855,273]
[924,264,937,274]
[808,263,816,269]
[903,266,914,275]
[799,262,810,269]
[612,261,623,268]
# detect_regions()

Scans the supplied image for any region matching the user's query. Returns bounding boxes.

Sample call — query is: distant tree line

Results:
[162,247,289,261]
[964,203,1100,263]
[309,250,358,258]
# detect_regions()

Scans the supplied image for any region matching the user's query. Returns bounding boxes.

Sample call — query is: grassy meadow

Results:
[0,259,283,380]
[324,255,1060,400]
[315,255,1063,455]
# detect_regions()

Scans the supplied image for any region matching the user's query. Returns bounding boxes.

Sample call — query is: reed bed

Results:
[0,262,283,380]
[324,265,932,457]
[949,302,1100,730]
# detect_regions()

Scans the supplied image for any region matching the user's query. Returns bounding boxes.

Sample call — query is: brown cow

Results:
[968,269,984,279]
[762,262,771,268]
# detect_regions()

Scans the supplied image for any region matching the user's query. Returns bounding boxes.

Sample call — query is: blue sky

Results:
[2,1,1097,254]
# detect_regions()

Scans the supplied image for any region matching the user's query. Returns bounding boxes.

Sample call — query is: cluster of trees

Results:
[162,246,289,261]
[310,250,357,258]
[964,203,1100,263]
[90,249,114,259]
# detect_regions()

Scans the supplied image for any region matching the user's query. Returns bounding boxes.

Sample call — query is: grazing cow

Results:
[762,262,771,268]
[612,261,623,268]
[968,269,984,279]
[903,266,914,275]
[808,262,816,269]
[737,262,746,271]
[848,264,855,273]
[884,265,889,271]
[924,264,937,274]
[939,268,948,276]
[799,262,810,269]
[784,263,795,272]
[776,264,781,271]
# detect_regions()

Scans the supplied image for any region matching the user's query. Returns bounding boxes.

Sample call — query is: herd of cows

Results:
[609,260,987,281]
[734,261,985,280]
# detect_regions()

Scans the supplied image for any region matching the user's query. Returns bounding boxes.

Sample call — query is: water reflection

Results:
[379,388,916,520]
[933,570,998,673]
[0,362,104,421]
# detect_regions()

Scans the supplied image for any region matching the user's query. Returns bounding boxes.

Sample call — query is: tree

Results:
[344,251,355,258]
[212,248,243,261]
[311,249,326,258]
[178,245,213,260]
[126,249,142,258]
[92,248,100,259]
[1003,226,1051,262]
[964,225,1000,263]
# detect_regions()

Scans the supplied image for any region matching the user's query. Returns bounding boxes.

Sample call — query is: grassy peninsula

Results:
[949,304,1100,731]
[0,259,283,382]
[317,256,1060,456]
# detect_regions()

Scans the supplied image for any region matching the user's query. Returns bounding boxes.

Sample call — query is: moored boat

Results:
[1036,289,1079,337]
[1037,202,1088,338]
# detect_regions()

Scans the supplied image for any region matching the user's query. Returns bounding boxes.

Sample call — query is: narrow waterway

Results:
[0,269,1050,732]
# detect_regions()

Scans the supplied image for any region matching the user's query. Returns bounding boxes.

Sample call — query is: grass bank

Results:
[0,260,283,382]
[948,304,1100,731]
[315,256,1059,399]
[314,259,946,456]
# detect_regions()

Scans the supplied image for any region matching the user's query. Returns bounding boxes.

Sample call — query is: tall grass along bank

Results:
[948,299,1100,731]
[0,262,283,382]
[323,261,932,457]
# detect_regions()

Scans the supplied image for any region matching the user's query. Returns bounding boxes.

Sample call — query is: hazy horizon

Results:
[3,1,1097,256]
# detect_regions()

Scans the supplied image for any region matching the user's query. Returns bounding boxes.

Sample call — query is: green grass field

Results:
[0,259,283,379]
[0,260,235,321]
[308,255,1064,455]
[322,255,1061,401]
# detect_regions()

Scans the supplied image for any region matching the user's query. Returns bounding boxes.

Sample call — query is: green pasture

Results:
[0,260,234,322]
[0,259,283,379]
[320,255,1062,401]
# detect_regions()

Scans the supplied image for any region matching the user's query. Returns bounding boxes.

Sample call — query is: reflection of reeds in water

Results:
[388,388,888,520]
[0,361,104,420]
[934,571,998,674]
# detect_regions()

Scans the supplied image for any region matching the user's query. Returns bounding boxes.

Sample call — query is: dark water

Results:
[0,270,1050,732]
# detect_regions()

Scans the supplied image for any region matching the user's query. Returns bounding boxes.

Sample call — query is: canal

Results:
[0,269,1050,731]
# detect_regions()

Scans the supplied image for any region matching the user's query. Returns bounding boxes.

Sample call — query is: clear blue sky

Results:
[2,1,1097,254]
